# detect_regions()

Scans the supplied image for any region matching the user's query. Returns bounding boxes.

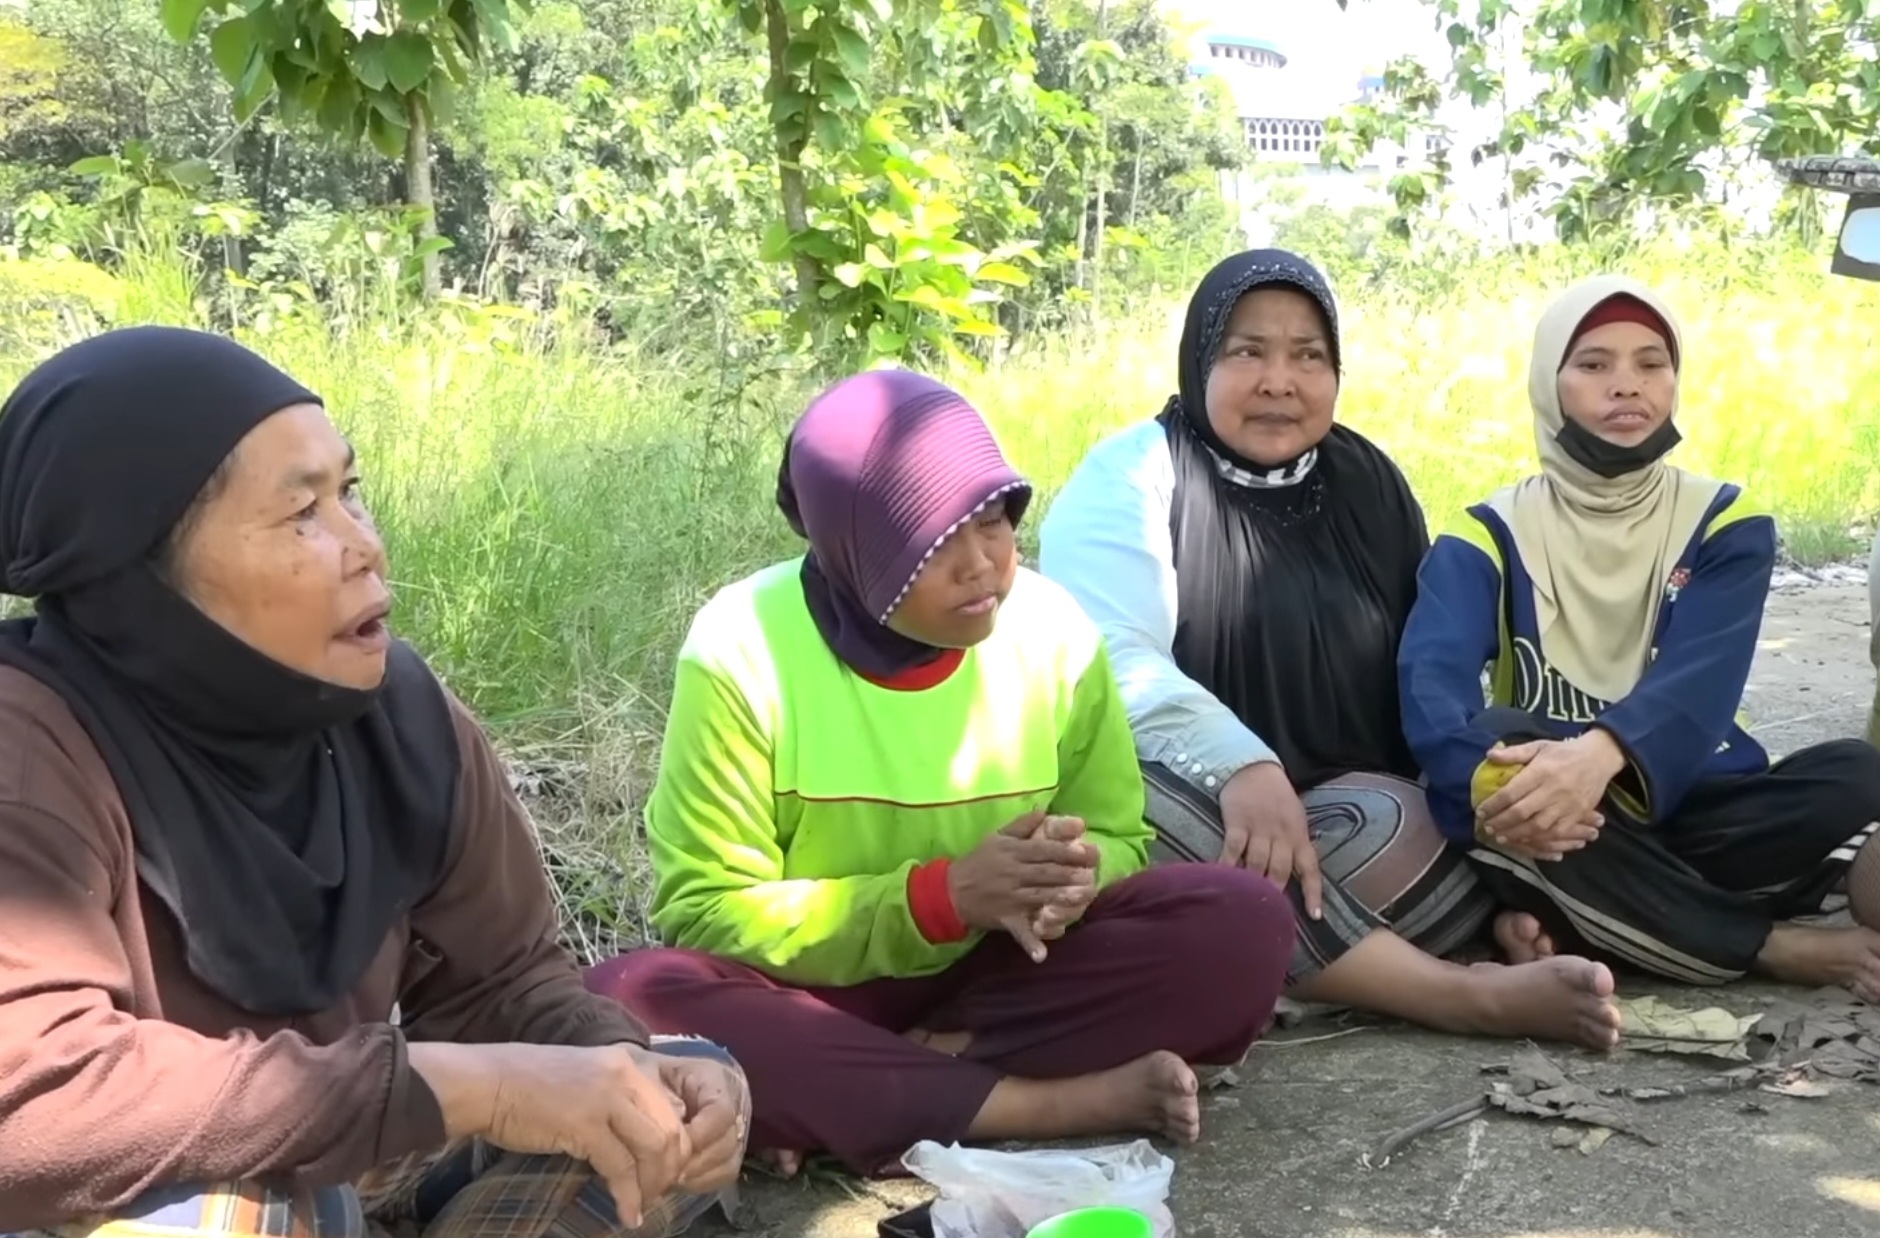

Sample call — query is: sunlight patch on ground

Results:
[1818,1175,1880,1213]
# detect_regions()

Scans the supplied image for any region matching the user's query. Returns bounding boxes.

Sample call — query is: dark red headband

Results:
[1565,294,1678,368]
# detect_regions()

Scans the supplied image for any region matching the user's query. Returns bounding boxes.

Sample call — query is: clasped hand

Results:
[467,1040,749,1230]
[947,809,1100,962]
[1474,728,1628,861]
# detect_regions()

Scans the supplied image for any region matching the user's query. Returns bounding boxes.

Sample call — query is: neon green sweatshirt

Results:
[642,560,1153,988]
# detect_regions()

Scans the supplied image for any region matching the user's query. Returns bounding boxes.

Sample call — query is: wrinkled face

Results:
[168,403,393,691]
[885,499,1019,651]
[1203,287,1340,467]
[1556,320,1678,447]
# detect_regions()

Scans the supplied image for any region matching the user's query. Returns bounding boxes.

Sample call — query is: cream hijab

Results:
[1484,276,1725,705]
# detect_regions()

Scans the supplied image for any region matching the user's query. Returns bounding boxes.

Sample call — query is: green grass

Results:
[5,234,1879,952]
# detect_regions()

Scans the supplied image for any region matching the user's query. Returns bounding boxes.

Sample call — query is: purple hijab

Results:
[776,370,1032,678]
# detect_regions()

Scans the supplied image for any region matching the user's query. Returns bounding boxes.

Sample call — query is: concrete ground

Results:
[697,581,1880,1238]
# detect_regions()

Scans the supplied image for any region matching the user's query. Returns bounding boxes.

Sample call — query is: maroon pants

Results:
[584,864,1293,1176]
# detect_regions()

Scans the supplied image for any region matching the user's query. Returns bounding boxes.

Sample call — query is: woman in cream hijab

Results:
[1398,274,1880,1001]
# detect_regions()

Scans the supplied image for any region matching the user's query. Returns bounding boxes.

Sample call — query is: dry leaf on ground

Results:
[1753,995,1880,1083]
[1762,1073,1837,1099]
[1484,1049,1658,1144]
[1616,995,1761,1060]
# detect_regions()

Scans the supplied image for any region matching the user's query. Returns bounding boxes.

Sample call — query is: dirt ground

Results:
[690,580,1880,1238]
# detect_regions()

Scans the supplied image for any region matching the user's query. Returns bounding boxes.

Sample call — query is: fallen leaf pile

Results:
[1752,989,1880,1082]
[1365,989,1880,1170]
[1484,1049,1657,1144]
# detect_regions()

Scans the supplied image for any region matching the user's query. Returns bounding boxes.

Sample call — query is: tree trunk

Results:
[220,133,246,279]
[1089,0,1110,317]
[765,0,819,304]
[404,94,441,298]
[1128,125,1144,229]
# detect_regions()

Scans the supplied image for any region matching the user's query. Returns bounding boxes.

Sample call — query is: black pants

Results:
[1467,708,1880,983]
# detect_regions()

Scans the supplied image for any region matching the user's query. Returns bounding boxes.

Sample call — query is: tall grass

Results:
[4,234,1878,950]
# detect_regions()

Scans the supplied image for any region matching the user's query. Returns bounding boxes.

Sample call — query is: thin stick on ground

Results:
[1363,1097,1491,1169]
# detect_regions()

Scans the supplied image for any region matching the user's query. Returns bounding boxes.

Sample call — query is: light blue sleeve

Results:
[1037,421,1278,793]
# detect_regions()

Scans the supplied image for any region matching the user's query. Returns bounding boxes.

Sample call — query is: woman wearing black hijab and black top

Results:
[0,327,746,1238]
[1040,249,1623,1048]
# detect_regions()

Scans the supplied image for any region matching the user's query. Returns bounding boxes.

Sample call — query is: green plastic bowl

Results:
[1025,1207,1154,1238]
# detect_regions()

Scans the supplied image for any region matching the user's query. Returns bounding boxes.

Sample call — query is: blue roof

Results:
[1207,33,1286,58]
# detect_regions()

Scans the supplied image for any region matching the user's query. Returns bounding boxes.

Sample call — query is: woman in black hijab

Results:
[0,326,745,1238]
[1040,249,1623,1049]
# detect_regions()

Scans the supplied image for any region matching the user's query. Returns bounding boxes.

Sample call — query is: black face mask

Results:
[1555,416,1682,479]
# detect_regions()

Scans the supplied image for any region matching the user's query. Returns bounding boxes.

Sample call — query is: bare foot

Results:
[1098,1050,1202,1145]
[1051,1051,1202,1145]
[968,1052,1204,1146]
[1756,923,1880,1001]
[1461,956,1622,1050]
[1493,911,1557,964]
[754,1149,802,1179]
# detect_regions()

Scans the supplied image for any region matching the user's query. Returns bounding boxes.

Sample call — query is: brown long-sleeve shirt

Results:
[0,666,650,1231]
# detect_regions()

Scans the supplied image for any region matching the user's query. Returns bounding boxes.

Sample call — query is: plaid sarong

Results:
[12,1038,740,1238]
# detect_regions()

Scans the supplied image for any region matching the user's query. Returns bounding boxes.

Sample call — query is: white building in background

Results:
[1187,30,1444,244]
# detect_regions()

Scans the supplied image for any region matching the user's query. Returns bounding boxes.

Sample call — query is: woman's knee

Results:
[1120,865,1296,976]
[583,946,730,1008]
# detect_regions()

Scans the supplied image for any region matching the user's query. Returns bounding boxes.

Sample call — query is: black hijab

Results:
[1157,250,1429,790]
[0,326,460,1017]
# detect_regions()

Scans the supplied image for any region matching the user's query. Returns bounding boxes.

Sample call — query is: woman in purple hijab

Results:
[588,370,1295,1177]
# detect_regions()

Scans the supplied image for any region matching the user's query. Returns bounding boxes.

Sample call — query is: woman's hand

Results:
[1219,761,1322,920]
[629,1046,751,1194]
[409,1041,689,1229]
[1475,730,1628,859]
[949,811,1099,962]
[1028,816,1099,945]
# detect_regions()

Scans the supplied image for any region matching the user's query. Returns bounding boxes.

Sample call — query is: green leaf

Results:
[400,0,444,22]
[759,218,794,262]
[68,155,119,177]
[811,110,846,151]
[427,73,460,124]
[867,322,908,357]
[899,282,972,319]
[164,157,217,189]
[353,37,391,91]
[823,74,862,111]
[831,262,867,287]
[318,73,361,133]
[385,30,435,92]
[974,260,1030,286]
[469,0,521,54]
[370,86,410,127]
[208,18,258,88]
[160,0,212,42]
[831,25,869,78]
[366,107,410,159]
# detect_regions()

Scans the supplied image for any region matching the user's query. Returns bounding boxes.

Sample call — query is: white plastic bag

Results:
[900,1140,1176,1238]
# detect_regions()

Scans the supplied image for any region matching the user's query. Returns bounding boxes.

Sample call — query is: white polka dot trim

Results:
[877,480,1030,623]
